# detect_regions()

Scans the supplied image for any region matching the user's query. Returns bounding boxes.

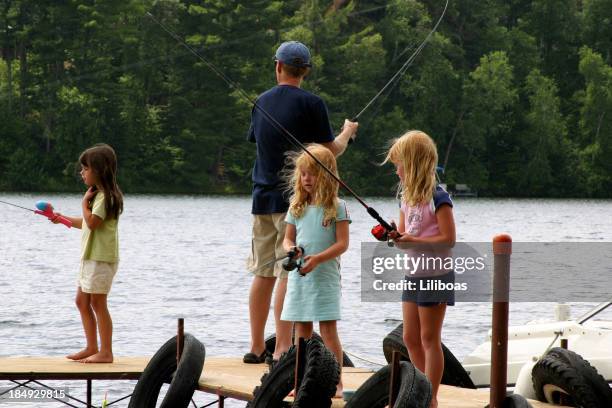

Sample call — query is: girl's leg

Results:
[288,322,313,397]
[67,287,98,360]
[402,301,425,372]
[81,294,113,363]
[273,277,293,360]
[294,321,313,341]
[319,320,343,398]
[418,303,447,408]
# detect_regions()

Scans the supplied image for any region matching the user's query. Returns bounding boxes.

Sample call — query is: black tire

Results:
[532,355,602,407]
[383,323,476,389]
[545,347,612,406]
[394,362,432,408]
[129,334,205,408]
[503,394,533,408]
[265,332,354,367]
[293,339,340,408]
[247,346,296,408]
[485,393,533,408]
[345,362,431,408]
[532,348,612,407]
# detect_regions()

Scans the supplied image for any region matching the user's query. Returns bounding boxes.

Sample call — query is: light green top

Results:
[81,192,119,263]
[281,200,351,322]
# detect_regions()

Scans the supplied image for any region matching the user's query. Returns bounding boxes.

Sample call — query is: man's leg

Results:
[272,213,291,360]
[246,214,277,362]
[248,275,276,356]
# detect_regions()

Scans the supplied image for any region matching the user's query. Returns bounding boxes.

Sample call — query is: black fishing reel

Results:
[283,246,305,274]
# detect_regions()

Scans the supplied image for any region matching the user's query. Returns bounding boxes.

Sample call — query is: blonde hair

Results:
[287,144,339,224]
[383,130,438,206]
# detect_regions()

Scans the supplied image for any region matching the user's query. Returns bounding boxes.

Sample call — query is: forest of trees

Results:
[0,0,611,197]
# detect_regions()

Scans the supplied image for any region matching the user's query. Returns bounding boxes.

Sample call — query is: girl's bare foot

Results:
[429,397,438,408]
[334,383,343,398]
[66,348,98,360]
[79,351,113,363]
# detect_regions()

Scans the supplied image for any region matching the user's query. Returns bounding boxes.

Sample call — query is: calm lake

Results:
[1,194,611,407]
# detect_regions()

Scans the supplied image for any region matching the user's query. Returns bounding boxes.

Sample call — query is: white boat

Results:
[462,302,612,387]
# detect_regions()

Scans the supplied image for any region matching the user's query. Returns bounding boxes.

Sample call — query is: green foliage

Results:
[0,0,609,197]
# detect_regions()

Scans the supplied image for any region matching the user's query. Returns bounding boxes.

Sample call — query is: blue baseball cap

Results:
[275,41,312,68]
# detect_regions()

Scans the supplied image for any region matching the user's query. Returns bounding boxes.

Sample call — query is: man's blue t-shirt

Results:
[248,85,335,214]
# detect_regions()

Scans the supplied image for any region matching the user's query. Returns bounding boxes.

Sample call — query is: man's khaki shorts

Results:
[247,213,288,278]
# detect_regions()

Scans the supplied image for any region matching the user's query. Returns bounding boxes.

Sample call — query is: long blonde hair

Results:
[287,144,339,224]
[384,130,438,206]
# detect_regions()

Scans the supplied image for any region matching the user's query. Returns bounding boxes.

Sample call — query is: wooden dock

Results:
[0,356,566,407]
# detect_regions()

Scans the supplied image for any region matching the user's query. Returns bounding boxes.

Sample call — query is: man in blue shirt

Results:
[245,41,358,364]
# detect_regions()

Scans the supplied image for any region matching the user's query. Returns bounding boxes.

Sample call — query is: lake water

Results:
[1,194,611,407]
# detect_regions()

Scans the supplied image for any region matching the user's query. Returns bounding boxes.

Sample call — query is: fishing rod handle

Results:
[56,216,73,228]
[35,210,73,228]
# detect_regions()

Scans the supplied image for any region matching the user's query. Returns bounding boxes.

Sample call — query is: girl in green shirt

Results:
[53,143,123,363]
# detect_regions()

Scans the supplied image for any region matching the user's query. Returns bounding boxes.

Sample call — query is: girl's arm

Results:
[82,187,103,230]
[283,223,298,253]
[395,205,456,245]
[300,220,349,274]
[52,213,83,229]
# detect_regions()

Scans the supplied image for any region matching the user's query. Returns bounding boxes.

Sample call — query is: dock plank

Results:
[0,356,148,379]
[197,358,564,408]
[0,357,565,407]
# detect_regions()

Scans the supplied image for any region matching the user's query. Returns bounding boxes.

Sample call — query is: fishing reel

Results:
[371,224,397,247]
[283,246,305,275]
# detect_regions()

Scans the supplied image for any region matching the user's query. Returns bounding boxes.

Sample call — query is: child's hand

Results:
[387,220,401,240]
[83,187,96,202]
[300,254,321,274]
[50,212,64,224]
[289,246,303,259]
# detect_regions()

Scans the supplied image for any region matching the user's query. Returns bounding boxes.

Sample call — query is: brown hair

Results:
[281,63,311,79]
[79,144,124,219]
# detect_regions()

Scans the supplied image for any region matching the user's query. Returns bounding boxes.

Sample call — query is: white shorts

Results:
[79,260,118,294]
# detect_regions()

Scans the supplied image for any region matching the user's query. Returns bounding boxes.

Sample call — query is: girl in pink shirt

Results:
[385,130,456,408]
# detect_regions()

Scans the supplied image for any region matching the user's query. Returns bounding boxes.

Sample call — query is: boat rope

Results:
[344,350,387,367]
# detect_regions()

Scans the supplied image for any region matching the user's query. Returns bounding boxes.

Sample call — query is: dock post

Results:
[86,379,92,407]
[177,318,184,363]
[490,234,512,408]
[294,337,306,398]
[388,350,401,407]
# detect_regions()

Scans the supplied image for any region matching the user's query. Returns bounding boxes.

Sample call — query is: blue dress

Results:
[281,200,351,322]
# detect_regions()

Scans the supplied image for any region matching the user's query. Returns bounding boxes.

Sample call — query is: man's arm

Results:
[321,119,358,157]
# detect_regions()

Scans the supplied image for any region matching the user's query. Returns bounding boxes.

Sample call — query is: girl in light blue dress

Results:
[281,144,350,397]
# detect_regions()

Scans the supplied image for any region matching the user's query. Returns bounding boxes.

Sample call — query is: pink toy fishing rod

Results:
[35,201,72,228]
[0,199,72,228]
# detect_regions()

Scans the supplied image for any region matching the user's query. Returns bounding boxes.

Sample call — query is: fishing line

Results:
[146,12,395,231]
[351,0,449,122]
[0,200,35,212]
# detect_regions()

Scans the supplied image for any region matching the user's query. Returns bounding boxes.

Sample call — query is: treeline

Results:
[0,0,610,197]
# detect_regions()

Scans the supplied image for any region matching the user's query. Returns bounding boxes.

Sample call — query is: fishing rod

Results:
[0,199,36,213]
[145,12,396,233]
[0,199,72,228]
[349,0,450,124]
